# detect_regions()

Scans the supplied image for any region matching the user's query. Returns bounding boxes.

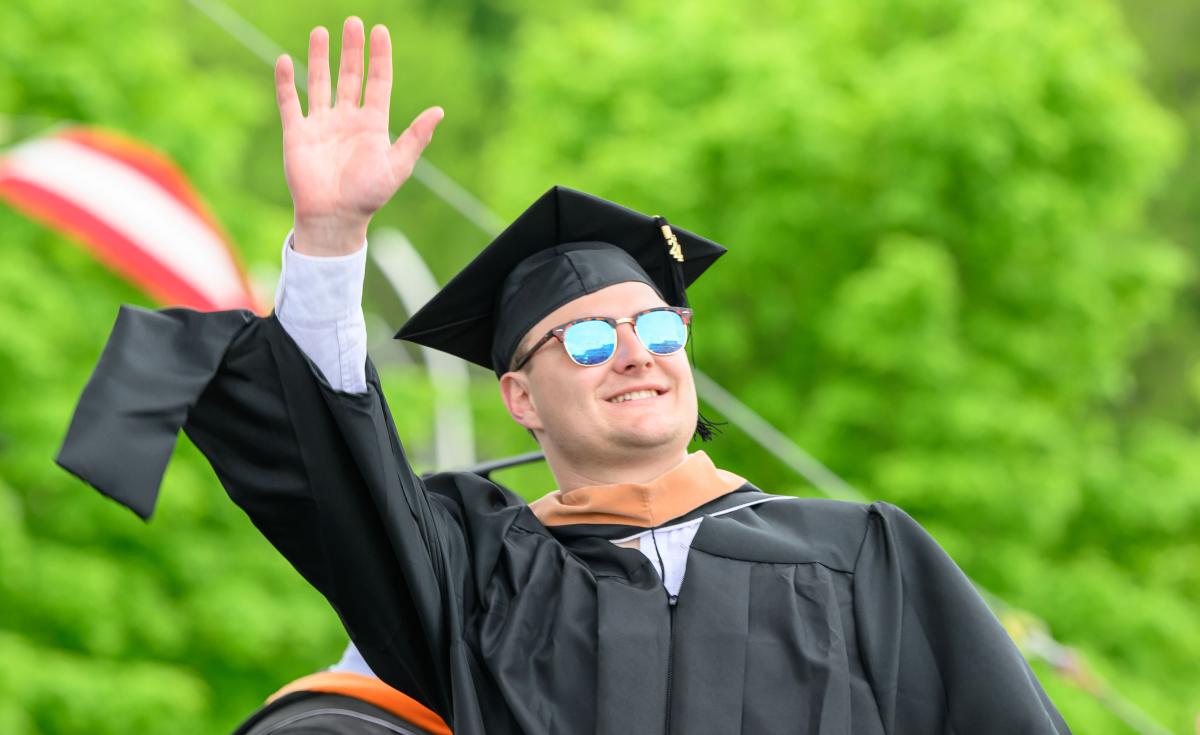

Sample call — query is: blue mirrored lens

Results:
[563,320,616,365]
[636,310,687,355]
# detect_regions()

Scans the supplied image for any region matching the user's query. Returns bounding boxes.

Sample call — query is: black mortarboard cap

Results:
[395,185,726,376]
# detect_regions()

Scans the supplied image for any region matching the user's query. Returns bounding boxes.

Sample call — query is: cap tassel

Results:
[653,215,713,440]
[694,411,725,442]
[654,215,688,307]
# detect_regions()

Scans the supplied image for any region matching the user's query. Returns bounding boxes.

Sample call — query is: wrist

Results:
[292,216,369,257]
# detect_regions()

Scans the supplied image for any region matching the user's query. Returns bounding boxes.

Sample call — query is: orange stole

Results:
[268,671,452,735]
[529,450,747,528]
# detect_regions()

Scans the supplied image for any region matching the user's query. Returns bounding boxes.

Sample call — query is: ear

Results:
[499,370,544,432]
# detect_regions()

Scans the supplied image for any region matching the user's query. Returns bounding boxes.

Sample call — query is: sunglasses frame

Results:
[511,306,693,371]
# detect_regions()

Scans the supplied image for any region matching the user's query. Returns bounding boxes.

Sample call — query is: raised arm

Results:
[58,19,465,721]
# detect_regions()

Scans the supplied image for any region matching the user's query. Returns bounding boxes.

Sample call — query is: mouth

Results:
[605,388,666,405]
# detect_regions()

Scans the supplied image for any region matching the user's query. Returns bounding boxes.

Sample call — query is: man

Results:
[58,17,1070,735]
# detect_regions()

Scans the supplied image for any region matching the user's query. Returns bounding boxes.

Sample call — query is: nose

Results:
[611,321,653,373]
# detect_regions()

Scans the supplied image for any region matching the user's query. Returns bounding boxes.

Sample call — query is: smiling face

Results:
[499,281,699,477]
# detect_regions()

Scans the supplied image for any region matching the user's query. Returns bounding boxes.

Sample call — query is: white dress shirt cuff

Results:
[274,229,367,322]
[273,229,369,393]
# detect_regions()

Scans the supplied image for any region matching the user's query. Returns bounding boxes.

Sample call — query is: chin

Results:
[606,420,691,452]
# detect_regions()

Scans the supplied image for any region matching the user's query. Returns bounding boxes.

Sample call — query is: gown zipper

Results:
[665,592,678,735]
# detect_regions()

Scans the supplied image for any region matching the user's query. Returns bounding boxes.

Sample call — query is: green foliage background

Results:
[1,0,1197,732]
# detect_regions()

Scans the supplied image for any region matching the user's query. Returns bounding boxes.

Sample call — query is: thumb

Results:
[388,106,444,180]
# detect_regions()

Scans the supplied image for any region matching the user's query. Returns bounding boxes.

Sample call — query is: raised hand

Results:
[274,17,443,256]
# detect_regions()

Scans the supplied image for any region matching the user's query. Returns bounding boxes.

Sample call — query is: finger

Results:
[274,54,303,128]
[307,26,331,111]
[362,24,392,115]
[387,106,445,178]
[335,16,365,108]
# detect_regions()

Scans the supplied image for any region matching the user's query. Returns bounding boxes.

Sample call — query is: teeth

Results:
[608,389,659,404]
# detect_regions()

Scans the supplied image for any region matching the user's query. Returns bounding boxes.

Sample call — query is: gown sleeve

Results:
[55,305,468,721]
[852,501,1070,734]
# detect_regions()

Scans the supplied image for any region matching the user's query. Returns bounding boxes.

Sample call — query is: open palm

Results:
[274,18,442,250]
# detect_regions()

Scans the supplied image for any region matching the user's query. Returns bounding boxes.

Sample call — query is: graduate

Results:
[57,17,1070,735]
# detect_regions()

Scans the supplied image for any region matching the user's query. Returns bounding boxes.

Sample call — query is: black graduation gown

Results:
[57,306,1070,735]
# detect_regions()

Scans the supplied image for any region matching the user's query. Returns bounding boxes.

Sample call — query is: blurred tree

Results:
[479,0,1199,731]
[1115,0,1200,432]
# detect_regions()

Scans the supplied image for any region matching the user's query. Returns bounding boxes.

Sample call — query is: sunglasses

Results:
[512,306,693,371]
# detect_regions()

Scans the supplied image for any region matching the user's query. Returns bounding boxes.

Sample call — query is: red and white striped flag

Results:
[0,126,262,312]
